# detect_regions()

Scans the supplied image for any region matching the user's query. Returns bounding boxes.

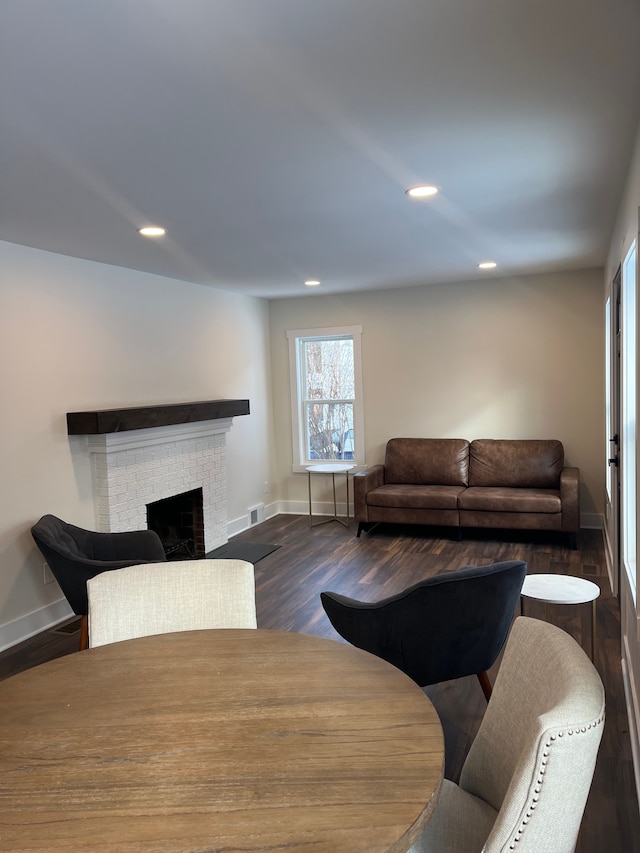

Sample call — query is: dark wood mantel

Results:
[67,399,250,435]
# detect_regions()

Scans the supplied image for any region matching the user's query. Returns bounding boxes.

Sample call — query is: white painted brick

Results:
[88,424,229,549]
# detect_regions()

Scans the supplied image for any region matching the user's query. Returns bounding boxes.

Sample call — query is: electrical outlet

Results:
[43,562,55,584]
[263,481,270,494]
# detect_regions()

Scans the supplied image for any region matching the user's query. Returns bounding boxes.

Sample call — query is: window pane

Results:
[305,402,354,460]
[622,241,636,602]
[287,324,363,471]
[303,338,354,401]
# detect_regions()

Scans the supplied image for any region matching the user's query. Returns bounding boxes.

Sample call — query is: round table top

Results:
[0,629,443,853]
[521,573,601,605]
[306,463,355,473]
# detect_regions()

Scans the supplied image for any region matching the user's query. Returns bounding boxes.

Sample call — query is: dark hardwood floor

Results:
[2,515,638,851]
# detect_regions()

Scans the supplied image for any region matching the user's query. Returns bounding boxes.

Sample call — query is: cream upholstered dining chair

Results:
[87,559,257,647]
[409,616,605,853]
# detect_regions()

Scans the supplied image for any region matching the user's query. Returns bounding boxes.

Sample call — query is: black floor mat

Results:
[205,542,280,564]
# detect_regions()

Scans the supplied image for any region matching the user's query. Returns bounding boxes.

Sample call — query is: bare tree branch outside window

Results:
[302,337,355,461]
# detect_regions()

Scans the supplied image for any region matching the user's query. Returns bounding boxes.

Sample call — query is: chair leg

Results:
[477,670,492,702]
[79,615,89,651]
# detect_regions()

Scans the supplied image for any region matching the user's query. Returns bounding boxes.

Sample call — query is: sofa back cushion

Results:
[469,439,564,488]
[385,438,469,486]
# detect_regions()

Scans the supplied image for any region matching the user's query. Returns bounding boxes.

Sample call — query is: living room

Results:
[0,248,604,645]
[2,2,640,848]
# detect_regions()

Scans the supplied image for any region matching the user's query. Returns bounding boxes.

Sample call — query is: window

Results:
[621,240,637,601]
[605,295,612,505]
[287,326,364,471]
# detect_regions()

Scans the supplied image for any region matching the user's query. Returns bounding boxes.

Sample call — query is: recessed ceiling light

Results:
[478,261,497,269]
[405,185,439,198]
[304,280,321,287]
[138,226,166,237]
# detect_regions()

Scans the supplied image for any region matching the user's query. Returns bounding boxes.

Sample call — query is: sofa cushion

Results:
[469,439,564,489]
[367,484,465,510]
[459,486,562,514]
[385,438,469,486]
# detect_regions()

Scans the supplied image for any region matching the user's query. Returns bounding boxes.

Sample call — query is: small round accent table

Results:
[306,463,354,527]
[521,574,601,661]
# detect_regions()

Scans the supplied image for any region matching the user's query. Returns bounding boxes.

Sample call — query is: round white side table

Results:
[521,574,600,661]
[306,463,354,528]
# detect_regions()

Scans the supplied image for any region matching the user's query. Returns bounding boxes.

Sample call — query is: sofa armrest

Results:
[560,467,580,533]
[354,465,385,521]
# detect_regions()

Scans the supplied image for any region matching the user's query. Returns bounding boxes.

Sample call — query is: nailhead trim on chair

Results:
[506,715,605,850]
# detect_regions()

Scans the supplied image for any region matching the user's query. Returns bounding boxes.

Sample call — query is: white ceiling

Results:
[2,0,640,299]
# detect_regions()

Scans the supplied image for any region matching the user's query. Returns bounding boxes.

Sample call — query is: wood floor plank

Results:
[1,516,638,852]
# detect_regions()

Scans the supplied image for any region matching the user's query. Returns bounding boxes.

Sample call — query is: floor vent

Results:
[248,503,265,525]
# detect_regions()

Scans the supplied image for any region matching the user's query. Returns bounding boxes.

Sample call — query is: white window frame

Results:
[287,325,364,473]
[621,239,637,603]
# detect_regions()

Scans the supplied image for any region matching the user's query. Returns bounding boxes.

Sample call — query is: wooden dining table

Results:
[0,629,444,853]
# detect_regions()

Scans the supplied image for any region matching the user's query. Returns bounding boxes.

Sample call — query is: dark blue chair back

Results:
[31,514,166,616]
[321,560,527,698]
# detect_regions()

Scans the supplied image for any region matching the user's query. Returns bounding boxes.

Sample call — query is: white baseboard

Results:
[278,499,351,519]
[621,637,640,811]
[270,502,603,530]
[227,501,280,539]
[0,598,73,653]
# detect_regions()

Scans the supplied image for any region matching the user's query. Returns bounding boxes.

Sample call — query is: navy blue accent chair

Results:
[31,514,167,650]
[320,560,527,700]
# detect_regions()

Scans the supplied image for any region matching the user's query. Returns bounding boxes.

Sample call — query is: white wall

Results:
[0,240,274,647]
[269,269,604,521]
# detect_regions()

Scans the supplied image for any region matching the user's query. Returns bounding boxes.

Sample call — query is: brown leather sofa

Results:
[354,438,580,548]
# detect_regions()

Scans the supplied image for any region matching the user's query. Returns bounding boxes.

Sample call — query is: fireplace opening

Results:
[146,489,205,560]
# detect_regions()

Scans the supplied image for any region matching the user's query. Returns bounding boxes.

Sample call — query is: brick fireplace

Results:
[68,400,250,554]
[87,421,229,552]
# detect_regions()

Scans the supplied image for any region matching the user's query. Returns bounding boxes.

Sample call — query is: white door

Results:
[604,266,621,596]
